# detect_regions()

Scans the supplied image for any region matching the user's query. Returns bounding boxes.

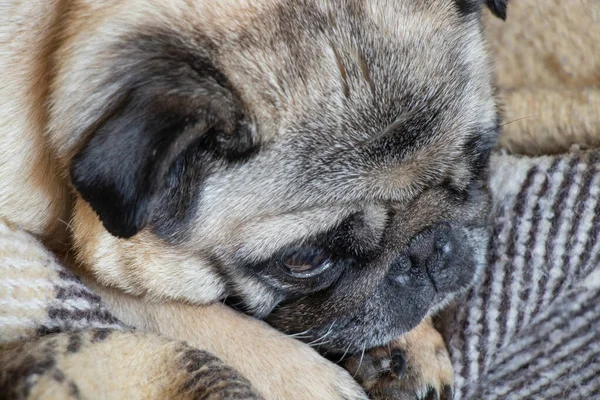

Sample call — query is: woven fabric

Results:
[448,150,600,399]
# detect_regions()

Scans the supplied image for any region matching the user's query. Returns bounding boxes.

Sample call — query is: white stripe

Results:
[482,204,518,375]
[522,159,567,326]
[50,297,98,311]
[568,173,600,278]
[0,316,38,330]
[0,298,50,310]
[0,279,55,292]
[517,328,598,398]
[490,288,598,383]
[542,160,585,309]
[502,169,546,348]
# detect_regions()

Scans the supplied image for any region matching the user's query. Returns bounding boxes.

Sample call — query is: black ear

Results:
[454,0,509,20]
[485,0,508,20]
[71,46,251,238]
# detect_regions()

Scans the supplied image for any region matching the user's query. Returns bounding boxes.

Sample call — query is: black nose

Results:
[390,223,454,282]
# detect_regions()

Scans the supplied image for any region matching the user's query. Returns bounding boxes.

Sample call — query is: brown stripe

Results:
[491,288,599,383]
[68,381,81,399]
[178,349,261,399]
[552,154,598,300]
[471,203,511,385]
[56,285,103,304]
[47,306,121,325]
[187,370,254,398]
[36,325,63,336]
[574,161,600,279]
[517,157,561,327]
[91,328,114,342]
[57,269,83,283]
[67,332,82,353]
[523,324,600,398]
[532,155,581,318]
[496,165,540,348]
[494,314,597,397]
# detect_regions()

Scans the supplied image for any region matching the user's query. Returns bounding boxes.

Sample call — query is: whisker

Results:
[499,114,537,128]
[57,218,74,232]
[353,343,367,378]
[286,328,313,340]
[287,334,313,340]
[309,339,333,348]
[481,114,538,137]
[338,342,353,363]
[308,320,337,345]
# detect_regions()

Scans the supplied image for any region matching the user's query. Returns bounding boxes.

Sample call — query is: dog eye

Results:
[282,248,332,278]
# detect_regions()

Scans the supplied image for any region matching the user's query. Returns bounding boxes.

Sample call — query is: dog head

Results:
[50,0,506,354]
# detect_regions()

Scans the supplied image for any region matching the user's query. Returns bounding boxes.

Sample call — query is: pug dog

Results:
[0,0,507,398]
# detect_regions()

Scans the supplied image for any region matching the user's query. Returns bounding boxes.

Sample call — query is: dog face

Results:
[51,0,504,354]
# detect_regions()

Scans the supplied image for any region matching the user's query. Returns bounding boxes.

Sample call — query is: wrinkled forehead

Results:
[202,0,496,199]
[186,0,497,257]
[213,0,493,141]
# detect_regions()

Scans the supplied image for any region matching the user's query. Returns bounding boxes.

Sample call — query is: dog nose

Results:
[390,223,454,278]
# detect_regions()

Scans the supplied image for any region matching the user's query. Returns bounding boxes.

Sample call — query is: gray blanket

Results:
[447,150,600,399]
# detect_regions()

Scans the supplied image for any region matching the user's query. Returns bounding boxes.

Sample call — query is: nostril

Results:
[440,241,452,256]
[433,224,452,251]
[392,253,412,273]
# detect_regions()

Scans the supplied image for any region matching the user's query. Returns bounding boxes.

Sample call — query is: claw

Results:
[391,351,407,379]
[423,387,438,400]
[441,385,454,400]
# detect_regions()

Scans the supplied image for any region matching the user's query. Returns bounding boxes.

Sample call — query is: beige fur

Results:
[0,1,70,245]
[0,330,261,400]
[71,199,227,303]
[0,1,367,398]
[0,215,363,399]
[2,1,598,398]
[88,281,367,400]
[344,317,454,398]
[0,0,505,398]
[483,0,600,154]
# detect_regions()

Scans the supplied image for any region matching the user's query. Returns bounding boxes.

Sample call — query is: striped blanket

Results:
[1,149,599,399]
[448,150,600,399]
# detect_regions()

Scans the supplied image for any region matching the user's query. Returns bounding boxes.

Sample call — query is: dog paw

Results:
[276,347,369,400]
[342,318,454,400]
